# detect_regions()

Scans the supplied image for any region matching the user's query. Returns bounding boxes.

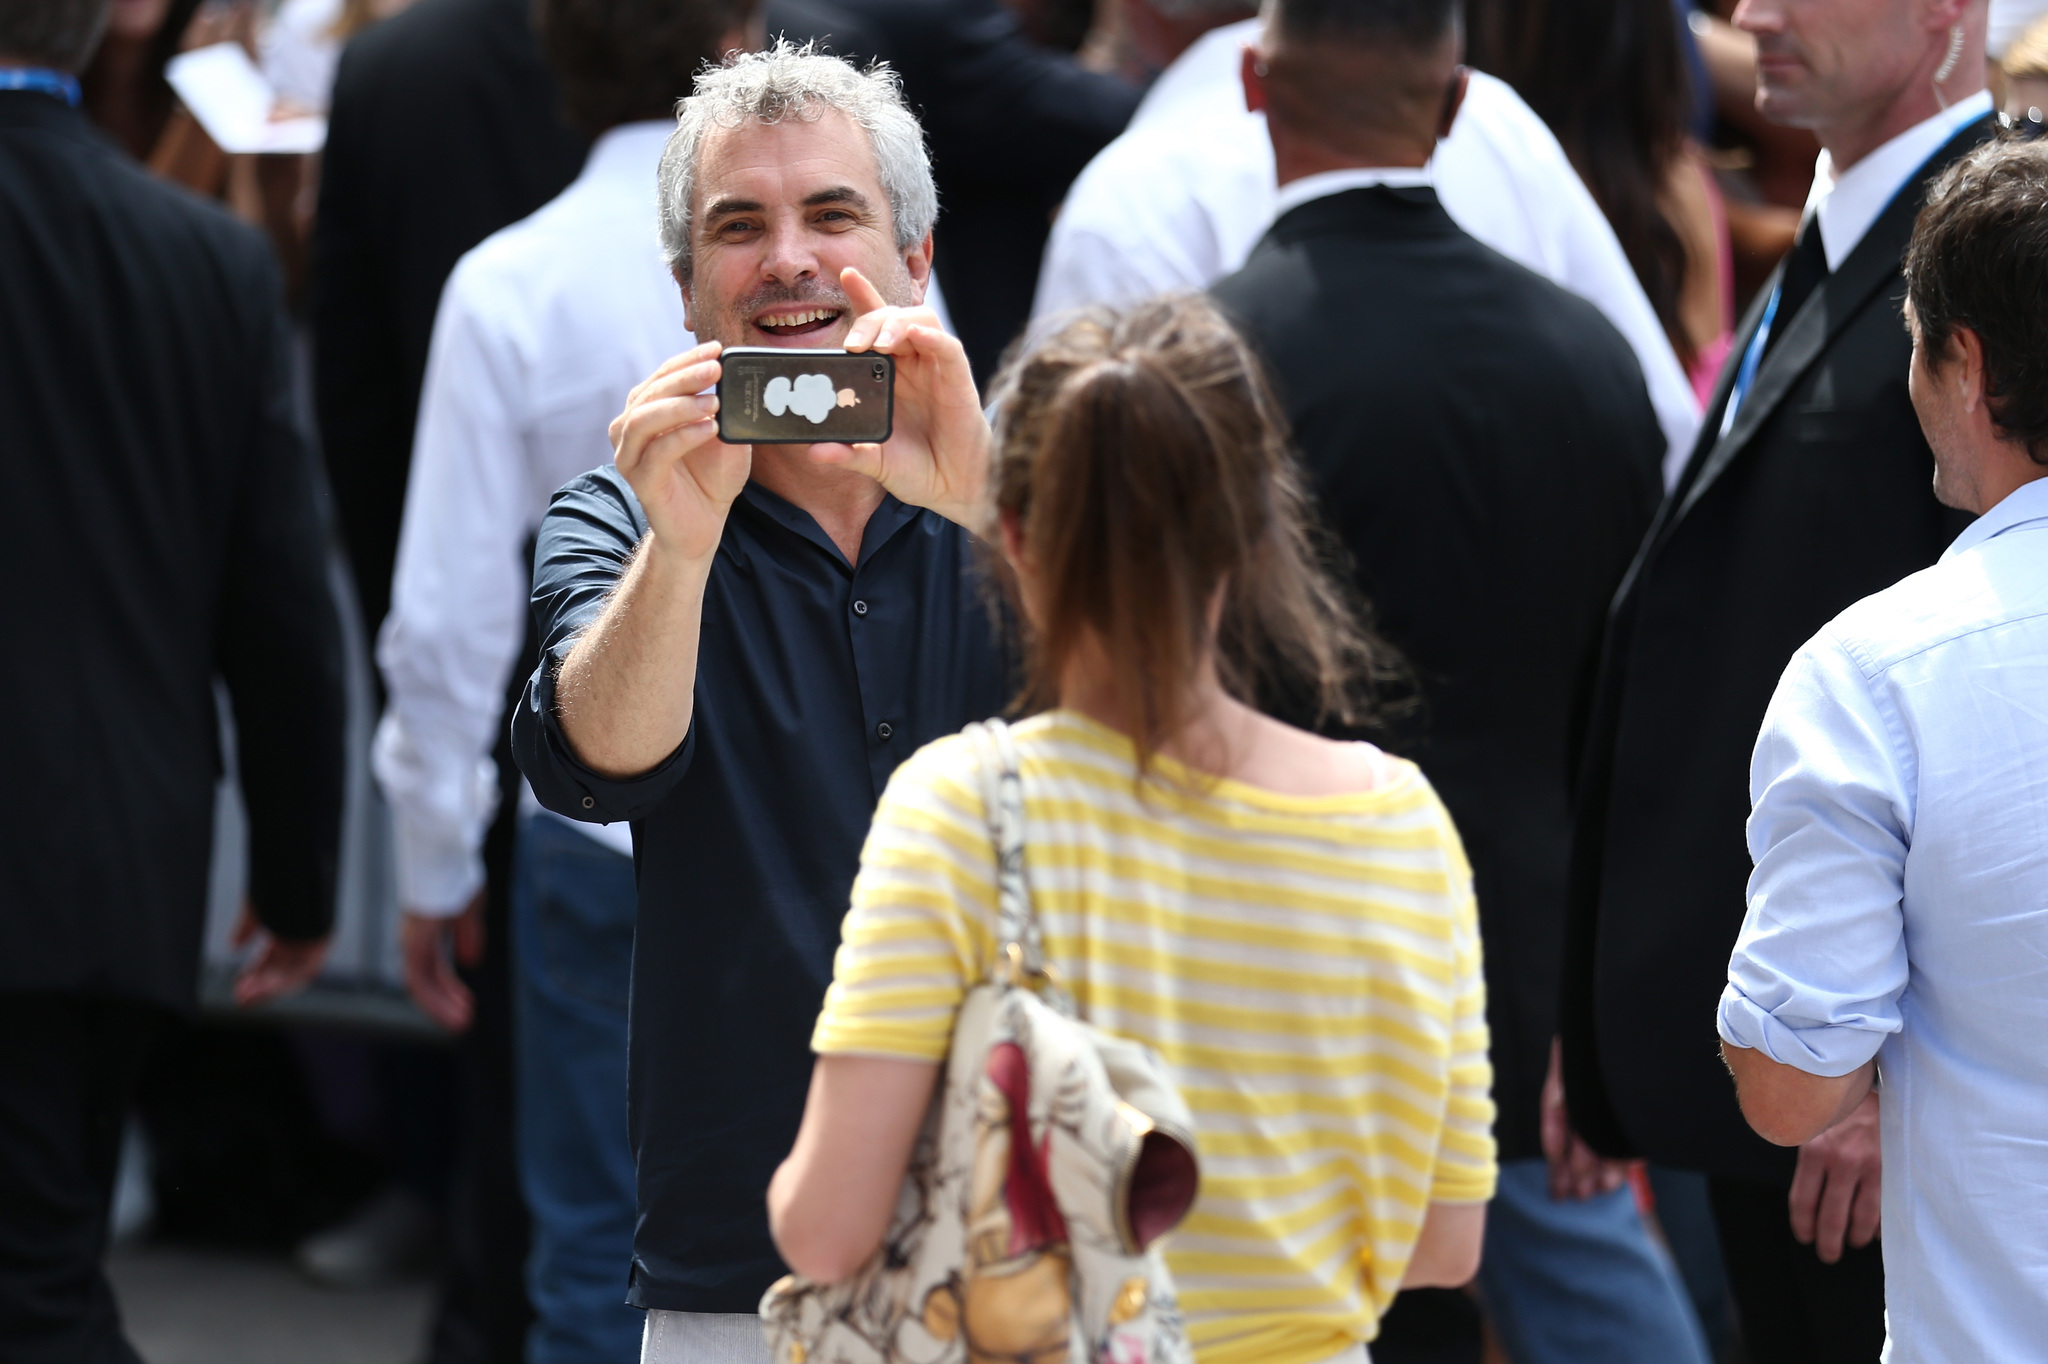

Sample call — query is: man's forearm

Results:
[554,532,713,780]
[1723,1041,1877,1147]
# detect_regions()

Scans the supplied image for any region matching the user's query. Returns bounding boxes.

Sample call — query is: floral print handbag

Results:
[760,718,1202,1364]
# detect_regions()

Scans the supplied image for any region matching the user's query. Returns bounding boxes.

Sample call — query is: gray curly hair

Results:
[656,40,939,284]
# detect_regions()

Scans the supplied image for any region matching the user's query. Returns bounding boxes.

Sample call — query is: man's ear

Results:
[1241,44,1268,115]
[675,267,699,334]
[1954,324,1988,414]
[905,231,934,304]
[1437,65,1470,142]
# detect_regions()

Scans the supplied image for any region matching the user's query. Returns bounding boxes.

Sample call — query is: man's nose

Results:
[758,216,821,285]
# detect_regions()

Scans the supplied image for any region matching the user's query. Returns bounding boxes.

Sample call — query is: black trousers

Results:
[1708,1176,1886,1364]
[0,993,165,1364]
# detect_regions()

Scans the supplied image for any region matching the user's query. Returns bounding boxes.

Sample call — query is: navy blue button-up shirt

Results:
[512,466,1011,1312]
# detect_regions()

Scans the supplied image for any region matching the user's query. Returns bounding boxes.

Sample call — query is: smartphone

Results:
[716,348,894,445]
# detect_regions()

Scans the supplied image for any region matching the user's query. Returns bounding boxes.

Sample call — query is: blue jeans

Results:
[1475,1159,1713,1364]
[512,814,643,1364]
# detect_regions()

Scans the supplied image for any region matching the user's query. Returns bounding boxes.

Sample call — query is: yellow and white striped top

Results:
[813,710,1496,1364]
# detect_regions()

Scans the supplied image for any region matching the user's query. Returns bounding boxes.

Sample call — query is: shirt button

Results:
[876,721,894,741]
[581,796,595,809]
[852,599,869,616]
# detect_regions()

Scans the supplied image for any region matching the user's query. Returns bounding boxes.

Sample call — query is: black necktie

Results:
[1763,218,1829,362]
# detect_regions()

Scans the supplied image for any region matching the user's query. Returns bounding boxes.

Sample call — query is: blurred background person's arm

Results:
[216,250,349,1006]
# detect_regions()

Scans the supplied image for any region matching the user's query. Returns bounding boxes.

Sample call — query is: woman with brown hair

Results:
[766,295,1497,1364]
[1467,0,1738,403]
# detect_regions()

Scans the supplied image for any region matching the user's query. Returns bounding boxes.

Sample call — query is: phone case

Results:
[716,348,895,445]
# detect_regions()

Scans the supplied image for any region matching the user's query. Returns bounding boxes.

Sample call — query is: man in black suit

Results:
[1555,0,1995,1357]
[1211,2,1712,1360]
[0,3,345,1359]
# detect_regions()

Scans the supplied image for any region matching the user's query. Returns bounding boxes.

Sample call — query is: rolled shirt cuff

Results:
[1716,982,1891,1079]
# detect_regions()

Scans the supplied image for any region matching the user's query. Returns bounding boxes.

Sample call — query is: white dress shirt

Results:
[1033,18,1702,484]
[1804,90,1993,271]
[374,122,685,916]
[1720,476,2048,1362]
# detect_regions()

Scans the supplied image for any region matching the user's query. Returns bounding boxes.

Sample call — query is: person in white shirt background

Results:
[1032,1,1705,486]
[1720,136,2048,1363]
[372,0,755,1357]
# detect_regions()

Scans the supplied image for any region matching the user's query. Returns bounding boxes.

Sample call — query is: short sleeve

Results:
[1718,633,1911,1077]
[812,735,1002,1061]
[1425,803,1498,1204]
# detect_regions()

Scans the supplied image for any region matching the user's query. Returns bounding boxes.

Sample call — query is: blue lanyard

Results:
[0,68,82,106]
[1718,281,1783,440]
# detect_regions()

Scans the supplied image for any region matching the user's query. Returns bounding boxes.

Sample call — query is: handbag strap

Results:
[967,718,1075,1017]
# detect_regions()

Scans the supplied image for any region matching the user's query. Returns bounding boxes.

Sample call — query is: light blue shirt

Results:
[1720,475,2048,1362]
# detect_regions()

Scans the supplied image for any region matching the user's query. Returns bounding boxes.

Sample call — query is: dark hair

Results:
[986,296,1398,773]
[1905,137,2048,463]
[1260,0,1462,158]
[535,0,759,138]
[1465,0,1692,363]
[1269,0,1458,48]
[0,0,109,71]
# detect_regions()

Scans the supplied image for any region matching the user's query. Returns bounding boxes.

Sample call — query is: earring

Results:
[1934,23,1965,84]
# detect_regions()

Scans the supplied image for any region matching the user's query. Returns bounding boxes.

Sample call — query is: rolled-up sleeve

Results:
[510,467,694,825]
[1719,632,1911,1077]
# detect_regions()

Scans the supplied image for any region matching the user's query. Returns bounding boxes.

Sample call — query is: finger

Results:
[631,357,724,407]
[231,901,258,947]
[841,266,888,318]
[862,311,945,356]
[1848,1174,1882,1249]
[1814,1164,1857,1264]
[455,906,485,967]
[614,399,721,477]
[412,951,474,1033]
[626,342,723,408]
[1788,1149,1824,1244]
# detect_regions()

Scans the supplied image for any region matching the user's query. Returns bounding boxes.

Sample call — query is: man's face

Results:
[680,110,929,350]
[1733,0,1932,130]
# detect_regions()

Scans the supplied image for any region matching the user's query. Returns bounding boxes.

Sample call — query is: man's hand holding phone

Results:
[608,340,750,566]
[811,266,991,530]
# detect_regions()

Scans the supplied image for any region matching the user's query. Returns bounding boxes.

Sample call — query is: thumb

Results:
[231,901,259,948]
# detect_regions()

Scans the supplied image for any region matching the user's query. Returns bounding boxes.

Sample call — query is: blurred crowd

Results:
[5,0,2048,1363]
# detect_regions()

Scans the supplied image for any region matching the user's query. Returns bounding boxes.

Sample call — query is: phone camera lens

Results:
[872,362,886,380]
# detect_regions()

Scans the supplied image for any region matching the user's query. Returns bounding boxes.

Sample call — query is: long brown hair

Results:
[1465,0,1693,363]
[986,295,1398,774]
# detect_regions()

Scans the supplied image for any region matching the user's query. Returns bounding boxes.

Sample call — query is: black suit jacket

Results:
[0,93,345,1010]
[311,0,590,635]
[827,0,1139,382]
[1214,187,1664,1159]
[1558,118,1992,1183]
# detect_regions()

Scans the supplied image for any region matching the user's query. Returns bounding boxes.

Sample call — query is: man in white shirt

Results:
[1721,137,2048,1363]
[1032,13,1704,484]
[373,1,750,1358]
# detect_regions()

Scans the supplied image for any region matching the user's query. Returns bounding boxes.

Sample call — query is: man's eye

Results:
[720,221,757,236]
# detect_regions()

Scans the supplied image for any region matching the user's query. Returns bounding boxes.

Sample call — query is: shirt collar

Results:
[1942,474,2048,561]
[1273,166,1435,220]
[1806,90,1991,271]
[577,120,674,187]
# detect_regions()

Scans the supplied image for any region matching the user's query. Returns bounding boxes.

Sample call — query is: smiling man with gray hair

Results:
[509,40,1009,1364]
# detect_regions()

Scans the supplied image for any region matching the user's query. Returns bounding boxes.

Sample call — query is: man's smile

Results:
[752,306,845,338]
